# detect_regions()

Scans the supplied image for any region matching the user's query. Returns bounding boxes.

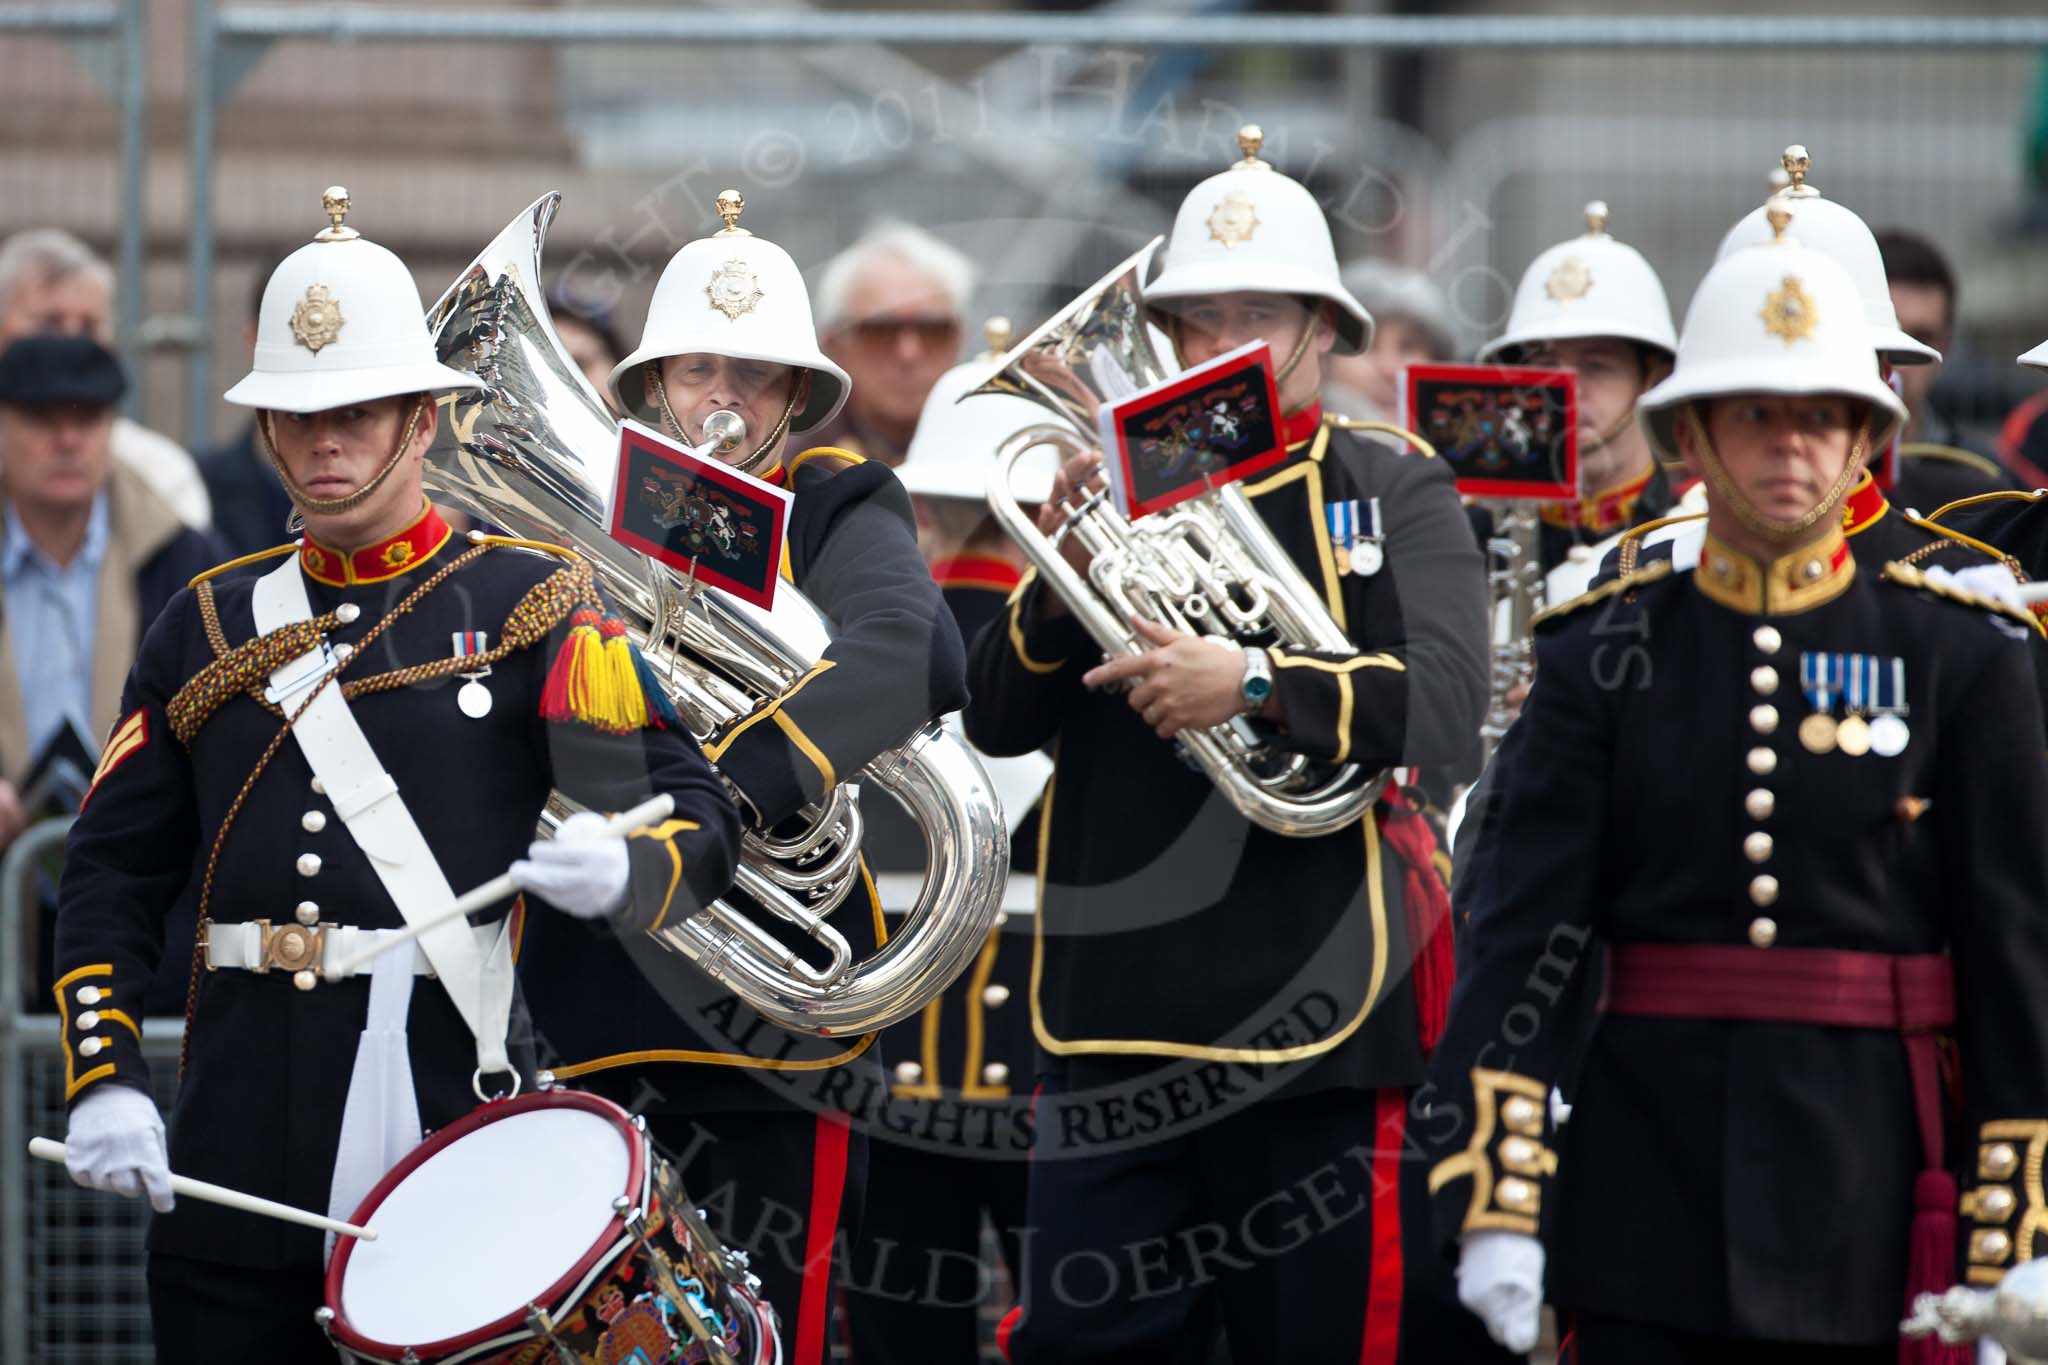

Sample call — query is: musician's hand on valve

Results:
[1034,453,1105,614]
[1084,618,1248,739]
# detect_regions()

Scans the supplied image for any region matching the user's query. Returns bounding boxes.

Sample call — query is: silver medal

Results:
[1867,713,1909,757]
[457,679,493,719]
[1353,539,1384,576]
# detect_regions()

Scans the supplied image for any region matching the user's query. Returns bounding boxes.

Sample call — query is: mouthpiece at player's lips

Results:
[703,410,746,452]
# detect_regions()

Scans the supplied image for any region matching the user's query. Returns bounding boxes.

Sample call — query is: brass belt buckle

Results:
[256,918,329,992]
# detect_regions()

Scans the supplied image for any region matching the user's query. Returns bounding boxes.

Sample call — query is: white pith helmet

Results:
[1479,200,1677,363]
[224,186,484,413]
[1715,146,1940,366]
[2020,336,2047,372]
[1145,125,1373,354]
[609,189,851,433]
[1640,198,1907,463]
[899,319,1058,505]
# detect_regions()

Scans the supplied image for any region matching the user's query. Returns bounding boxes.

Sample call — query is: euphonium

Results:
[421,193,1006,1036]
[970,239,1385,838]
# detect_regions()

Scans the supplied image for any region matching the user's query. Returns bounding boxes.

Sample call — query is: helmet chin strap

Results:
[1682,403,1871,542]
[259,393,430,532]
[1580,401,1643,460]
[1166,306,1323,388]
[650,366,800,477]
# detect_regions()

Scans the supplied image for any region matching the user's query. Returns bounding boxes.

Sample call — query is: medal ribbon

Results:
[1800,651,1842,715]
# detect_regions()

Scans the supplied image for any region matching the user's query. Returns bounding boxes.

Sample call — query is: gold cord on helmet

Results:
[649,366,798,477]
[1682,402,1871,541]
[258,392,430,519]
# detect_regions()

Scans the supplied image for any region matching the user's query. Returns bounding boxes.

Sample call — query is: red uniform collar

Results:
[1839,469,1889,538]
[931,554,1023,594]
[1282,403,1324,451]
[1540,464,1657,534]
[299,501,453,587]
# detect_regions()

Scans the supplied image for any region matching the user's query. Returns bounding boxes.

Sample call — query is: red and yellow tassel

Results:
[542,608,676,734]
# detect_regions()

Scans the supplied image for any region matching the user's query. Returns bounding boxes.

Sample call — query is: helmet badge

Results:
[1545,255,1593,304]
[1761,275,1818,345]
[1207,191,1261,249]
[290,283,346,353]
[705,260,764,321]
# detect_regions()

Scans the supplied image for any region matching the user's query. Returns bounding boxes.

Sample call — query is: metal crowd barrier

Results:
[0,817,179,1364]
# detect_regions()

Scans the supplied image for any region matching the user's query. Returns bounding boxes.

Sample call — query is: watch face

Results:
[1245,676,1273,701]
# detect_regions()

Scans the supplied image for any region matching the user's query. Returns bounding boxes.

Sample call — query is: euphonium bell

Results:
[968,239,1384,837]
[421,193,1007,1035]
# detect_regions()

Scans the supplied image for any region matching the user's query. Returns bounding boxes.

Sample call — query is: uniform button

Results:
[892,1061,923,1086]
[1753,625,1782,655]
[302,811,328,834]
[293,970,317,992]
[310,777,326,796]
[335,602,361,624]
[1748,917,1779,948]
[334,643,354,661]
[1978,1186,2017,1221]
[982,984,1011,1008]
[295,901,320,926]
[1972,1229,2013,1263]
[993,912,1010,930]
[1802,557,1824,581]
[1743,832,1774,863]
[76,986,102,1005]
[1747,747,1777,776]
[1495,1177,1536,1212]
[982,1062,1010,1086]
[1748,875,1780,907]
[1500,1135,1540,1167]
[1749,704,1779,735]
[76,1011,99,1030]
[1750,666,1779,695]
[1745,788,1775,821]
[1500,1095,1542,1133]
[78,1037,104,1057]
[297,853,322,877]
[1983,1144,2020,1181]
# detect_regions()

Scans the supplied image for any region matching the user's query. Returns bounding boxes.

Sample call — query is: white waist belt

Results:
[205,921,437,980]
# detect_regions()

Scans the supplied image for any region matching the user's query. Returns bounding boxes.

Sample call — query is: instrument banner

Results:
[1402,362,1580,501]
[1095,339,1286,520]
[610,418,793,610]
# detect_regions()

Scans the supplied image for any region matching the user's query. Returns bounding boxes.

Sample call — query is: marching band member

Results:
[1481,200,1681,577]
[518,189,966,1365]
[965,127,1490,1362]
[1924,336,2048,593]
[844,339,1051,1361]
[1429,199,2048,1363]
[51,189,739,1361]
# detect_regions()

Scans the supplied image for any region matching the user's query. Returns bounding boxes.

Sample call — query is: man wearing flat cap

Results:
[0,333,220,816]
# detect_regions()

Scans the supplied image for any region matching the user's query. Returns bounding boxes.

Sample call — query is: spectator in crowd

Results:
[813,222,975,465]
[1874,227,2014,505]
[1324,259,1456,422]
[0,335,220,799]
[548,277,626,404]
[0,228,213,529]
[197,262,295,556]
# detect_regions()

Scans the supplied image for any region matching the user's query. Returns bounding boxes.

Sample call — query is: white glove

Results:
[1923,563,2029,614]
[65,1085,174,1213]
[509,810,630,920]
[1456,1230,1544,1354]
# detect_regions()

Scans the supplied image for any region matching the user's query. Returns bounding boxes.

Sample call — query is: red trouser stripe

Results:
[794,1112,851,1365]
[1360,1088,1406,1363]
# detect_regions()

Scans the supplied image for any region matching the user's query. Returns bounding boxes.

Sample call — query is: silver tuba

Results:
[422,193,1006,1036]
[970,239,1385,838]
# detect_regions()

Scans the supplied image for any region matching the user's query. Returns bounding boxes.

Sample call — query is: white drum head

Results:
[339,1106,633,1346]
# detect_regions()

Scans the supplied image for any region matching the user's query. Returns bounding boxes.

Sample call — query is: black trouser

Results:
[645,1107,866,1365]
[841,1136,1030,1362]
[146,1252,328,1364]
[1566,1313,1896,1365]
[1008,1075,1436,1365]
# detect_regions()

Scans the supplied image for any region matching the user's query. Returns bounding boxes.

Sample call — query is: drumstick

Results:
[28,1137,377,1241]
[325,793,677,977]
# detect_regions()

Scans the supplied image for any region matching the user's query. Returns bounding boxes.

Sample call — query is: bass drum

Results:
[321,1088,780,1365]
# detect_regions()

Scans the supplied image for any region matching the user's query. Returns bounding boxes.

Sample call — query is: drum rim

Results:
[321,1087,647,1357]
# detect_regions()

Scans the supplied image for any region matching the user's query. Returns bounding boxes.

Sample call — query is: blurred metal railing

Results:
[0,816,179,1365]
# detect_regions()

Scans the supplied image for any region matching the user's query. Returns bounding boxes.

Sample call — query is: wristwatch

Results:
[1239,646,1274,714]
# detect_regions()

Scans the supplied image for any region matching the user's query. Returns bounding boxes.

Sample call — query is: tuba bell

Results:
[970,239,1386,838]
[421,193,1007,1036]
